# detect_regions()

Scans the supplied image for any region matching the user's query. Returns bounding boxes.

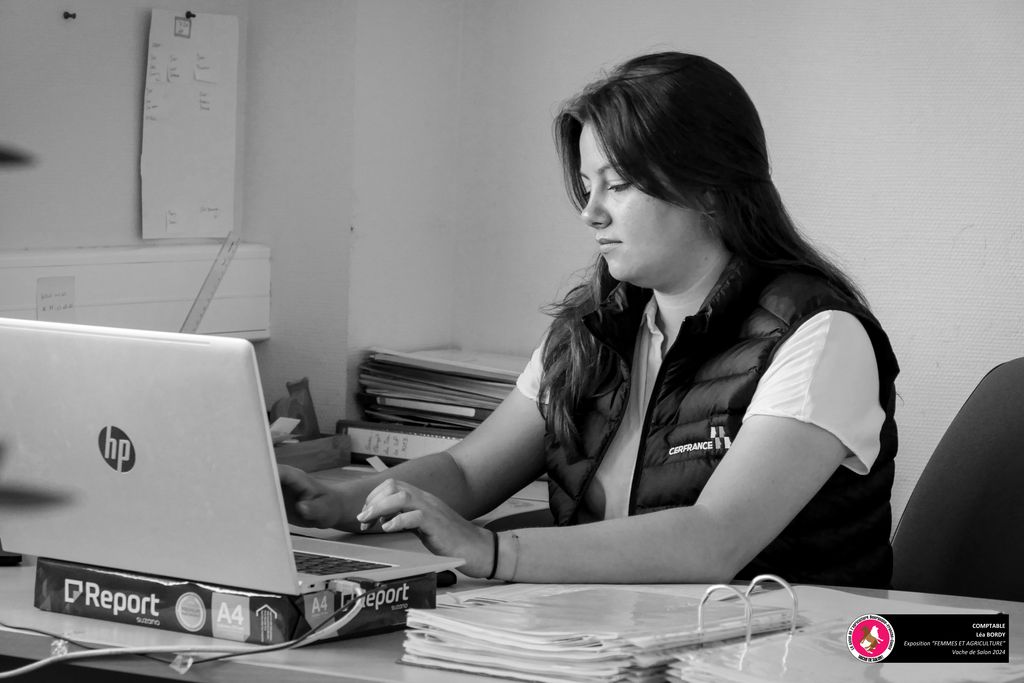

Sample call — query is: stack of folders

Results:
[400,577,800,682]
[357,347,529,430]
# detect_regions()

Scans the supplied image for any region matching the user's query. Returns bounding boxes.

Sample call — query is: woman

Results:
[281,52,899,588]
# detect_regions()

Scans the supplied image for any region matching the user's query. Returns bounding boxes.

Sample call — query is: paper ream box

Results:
[34,557,436,645]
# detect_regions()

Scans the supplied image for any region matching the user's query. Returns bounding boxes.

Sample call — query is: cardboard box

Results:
[34,557,436,645]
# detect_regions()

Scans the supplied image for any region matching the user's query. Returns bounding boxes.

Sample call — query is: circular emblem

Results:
[175,592,207,632]
[97,425,136,472]
[848,614,895,662]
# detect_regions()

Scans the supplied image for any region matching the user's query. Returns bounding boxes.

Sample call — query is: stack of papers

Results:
[357,348,528,430]
[400,583,799,682]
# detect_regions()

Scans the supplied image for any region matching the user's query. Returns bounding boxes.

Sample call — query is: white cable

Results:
[0,642,251,679]
[294,595,365,645]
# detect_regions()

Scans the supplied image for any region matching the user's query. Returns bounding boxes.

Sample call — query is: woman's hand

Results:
[357,478,495,577]
[278,464,343,529]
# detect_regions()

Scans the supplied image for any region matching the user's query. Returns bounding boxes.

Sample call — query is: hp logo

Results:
[98,426,136,472]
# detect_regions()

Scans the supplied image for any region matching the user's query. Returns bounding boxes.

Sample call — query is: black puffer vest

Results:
[545,259,899,588]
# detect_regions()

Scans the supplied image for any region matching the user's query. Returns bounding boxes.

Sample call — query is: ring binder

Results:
[400,577,801,681]
[697,574,798,648]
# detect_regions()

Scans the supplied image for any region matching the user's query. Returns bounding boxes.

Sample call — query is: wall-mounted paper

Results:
[141,10,239,239]
[36,276,76,323]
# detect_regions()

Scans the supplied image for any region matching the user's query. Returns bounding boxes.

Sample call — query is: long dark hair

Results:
[539,52,866,458]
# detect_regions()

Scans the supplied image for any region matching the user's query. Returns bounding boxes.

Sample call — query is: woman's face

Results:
[578,124,725,295]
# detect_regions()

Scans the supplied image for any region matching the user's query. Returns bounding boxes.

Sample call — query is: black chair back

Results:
[891,358,1024,601]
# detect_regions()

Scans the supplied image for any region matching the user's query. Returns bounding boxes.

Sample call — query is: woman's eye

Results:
[608,182,630,193]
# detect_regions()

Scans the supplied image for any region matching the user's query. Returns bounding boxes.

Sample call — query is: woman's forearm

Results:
[491,506,742,584]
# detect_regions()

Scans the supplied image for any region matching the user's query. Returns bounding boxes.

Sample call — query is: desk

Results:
[2,550,1022,683]
[0,553,487,683]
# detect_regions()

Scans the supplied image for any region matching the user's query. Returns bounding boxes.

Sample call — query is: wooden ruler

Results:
[180,231,242,334]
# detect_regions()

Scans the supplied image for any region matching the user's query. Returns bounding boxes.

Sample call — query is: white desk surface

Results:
[4,546,1024,683]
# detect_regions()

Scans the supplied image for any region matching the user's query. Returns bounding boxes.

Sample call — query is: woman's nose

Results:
[580,195,610,229]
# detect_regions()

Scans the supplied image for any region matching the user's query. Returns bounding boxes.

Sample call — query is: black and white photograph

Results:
[1,1,1022,681]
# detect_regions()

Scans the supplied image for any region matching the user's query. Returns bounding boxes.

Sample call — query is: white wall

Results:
[0,0,249,248]
[244,0,356,430]
[345,0,465,400]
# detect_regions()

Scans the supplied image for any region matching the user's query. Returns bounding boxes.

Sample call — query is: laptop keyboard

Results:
[293,551,393,575]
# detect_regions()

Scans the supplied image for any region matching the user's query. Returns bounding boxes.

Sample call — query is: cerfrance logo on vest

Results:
[666,425,732,457]
[98,426,136,473]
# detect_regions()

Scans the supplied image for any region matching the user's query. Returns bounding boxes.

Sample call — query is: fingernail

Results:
[359,522,369,531]
[381,519,394,531]
[356,507,370,522]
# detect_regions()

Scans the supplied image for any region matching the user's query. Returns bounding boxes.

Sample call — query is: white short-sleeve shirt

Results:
[516,301,884,519]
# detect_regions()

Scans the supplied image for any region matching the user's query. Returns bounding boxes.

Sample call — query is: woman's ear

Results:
[697,189,719,234]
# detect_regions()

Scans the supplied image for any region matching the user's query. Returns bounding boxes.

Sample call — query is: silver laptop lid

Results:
[0,317,307,594]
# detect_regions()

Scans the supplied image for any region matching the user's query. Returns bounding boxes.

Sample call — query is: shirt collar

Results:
[641,297,661,338]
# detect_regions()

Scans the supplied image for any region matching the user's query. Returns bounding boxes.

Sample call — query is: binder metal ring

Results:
[697,584,752,646]
[745,573,798,635]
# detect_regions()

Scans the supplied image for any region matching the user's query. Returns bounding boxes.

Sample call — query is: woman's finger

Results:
[357,485,414,530]
[361,488,412,518]
[380,509,425,533]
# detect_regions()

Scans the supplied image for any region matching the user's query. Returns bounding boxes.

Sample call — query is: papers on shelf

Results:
[367,347,529,383]
[400,581,800,682]
[358,347,529,430]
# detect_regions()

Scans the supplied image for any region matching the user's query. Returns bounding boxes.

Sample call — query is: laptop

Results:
[0,317,463,595]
